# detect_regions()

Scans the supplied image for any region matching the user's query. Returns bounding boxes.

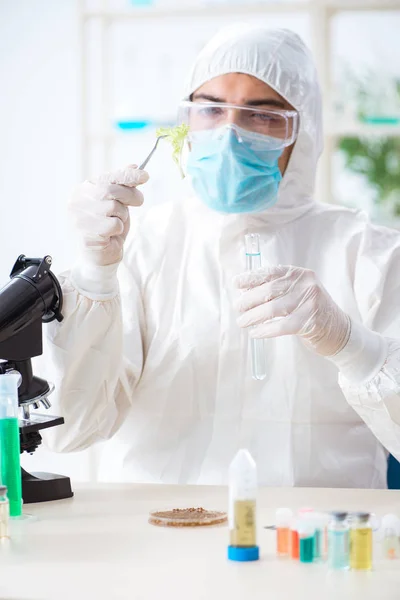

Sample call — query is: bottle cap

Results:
[0,486,7,495]
[276,508,293,527]
[297,517,315,537]
[313,512,330,528]
[330,511,348,521]
[228,545,259,562]
[352,512,370,523]
[0,373,19,396]
[298,507,314,515]
[382,514,400,535]
[229,449,257,500]
[0,373,19,419]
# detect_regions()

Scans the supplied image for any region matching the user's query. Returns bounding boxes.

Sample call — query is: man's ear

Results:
[278,143,295,175]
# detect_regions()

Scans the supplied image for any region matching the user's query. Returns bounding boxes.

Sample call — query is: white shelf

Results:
[82,0,400,19]
[326,122,400,137]
[83,3,311,19]
[85,122,400,141]
[324,0,400,12]
[86,130,168,141]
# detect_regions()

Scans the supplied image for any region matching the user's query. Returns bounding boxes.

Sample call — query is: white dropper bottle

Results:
[382,514,400,559]
[228,449,259,562]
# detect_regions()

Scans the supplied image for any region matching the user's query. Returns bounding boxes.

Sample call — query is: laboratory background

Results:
[1,0,400,484]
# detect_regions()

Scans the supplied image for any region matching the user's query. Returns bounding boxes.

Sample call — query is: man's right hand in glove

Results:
[68,165,149,297]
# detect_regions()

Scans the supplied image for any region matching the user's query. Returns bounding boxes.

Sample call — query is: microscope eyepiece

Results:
[0,255,63,360]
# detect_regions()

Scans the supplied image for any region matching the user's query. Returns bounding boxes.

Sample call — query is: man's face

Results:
[192,73,295,175]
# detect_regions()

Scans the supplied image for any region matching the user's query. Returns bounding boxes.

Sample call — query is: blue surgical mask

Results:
[186,125,283,214]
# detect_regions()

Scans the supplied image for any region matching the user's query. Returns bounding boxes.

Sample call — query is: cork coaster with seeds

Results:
[149,507,228,527]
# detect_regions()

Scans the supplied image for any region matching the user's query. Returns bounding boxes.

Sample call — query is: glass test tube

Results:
[228,449,259,562]
[0,374,22,517]
[244,233,267,381]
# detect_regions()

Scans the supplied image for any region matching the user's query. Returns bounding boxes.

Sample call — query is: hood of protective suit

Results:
[182,25,323,223]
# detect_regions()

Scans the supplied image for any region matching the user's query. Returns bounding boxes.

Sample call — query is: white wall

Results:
[0,0,79,282]
[0,0,95,481]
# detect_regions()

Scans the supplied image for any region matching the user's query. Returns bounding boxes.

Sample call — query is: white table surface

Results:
[1,483,400,600]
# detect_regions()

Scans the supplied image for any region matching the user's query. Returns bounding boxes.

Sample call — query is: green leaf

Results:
[156,124,190,178]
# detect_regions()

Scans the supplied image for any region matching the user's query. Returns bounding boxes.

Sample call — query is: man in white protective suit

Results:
[44,25,400,487]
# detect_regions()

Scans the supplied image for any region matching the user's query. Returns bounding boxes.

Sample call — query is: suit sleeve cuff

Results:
[328,319,388,385]
[69,262,119,301]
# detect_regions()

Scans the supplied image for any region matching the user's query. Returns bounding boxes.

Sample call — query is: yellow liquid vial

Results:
[230,500,256,547]
[350,527,372,570]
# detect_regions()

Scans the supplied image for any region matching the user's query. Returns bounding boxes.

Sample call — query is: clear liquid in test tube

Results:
[244,233,267,381]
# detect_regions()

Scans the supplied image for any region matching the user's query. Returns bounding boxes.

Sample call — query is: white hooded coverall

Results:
[43,26,400,487]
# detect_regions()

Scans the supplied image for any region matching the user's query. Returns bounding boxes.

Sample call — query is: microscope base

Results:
[21,468,73,503]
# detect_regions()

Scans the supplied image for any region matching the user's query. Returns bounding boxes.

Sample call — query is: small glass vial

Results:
[328,512,350,570]
[290,519,299,560]
[276,508,293,557]
[0,485,9,538]
[313,513,329,562]
[290,508,313,560]
[298,518,315,563]
[228,449,259,562]
[382,514,400,560]
[349,512,372,570]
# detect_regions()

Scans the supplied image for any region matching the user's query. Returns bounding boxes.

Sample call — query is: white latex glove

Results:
[234,266,350,357]
[69,165,149,267]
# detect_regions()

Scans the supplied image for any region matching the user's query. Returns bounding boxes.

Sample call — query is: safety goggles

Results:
[178,100,299,150]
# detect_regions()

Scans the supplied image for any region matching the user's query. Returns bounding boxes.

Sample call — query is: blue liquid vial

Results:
[298,517,316,563]
[313,512,329,562]
[328,512,350,570]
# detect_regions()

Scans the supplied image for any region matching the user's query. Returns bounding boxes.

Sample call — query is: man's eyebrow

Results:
[191,93,287,109]
[245,98,287,109]
[192,93,224,102]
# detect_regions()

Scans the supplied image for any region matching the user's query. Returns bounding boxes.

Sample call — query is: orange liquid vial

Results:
[277,527,290,556]
[291,529,299,559]
[275,508,294,558]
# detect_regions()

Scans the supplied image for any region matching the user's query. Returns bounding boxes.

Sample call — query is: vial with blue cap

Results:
[228,449,259,562]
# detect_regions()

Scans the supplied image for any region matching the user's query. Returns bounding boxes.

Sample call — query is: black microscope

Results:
[0,255,73,503]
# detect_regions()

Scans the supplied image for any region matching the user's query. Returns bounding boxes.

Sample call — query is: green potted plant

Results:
[337,73,400,221]
[339,136,400,218]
